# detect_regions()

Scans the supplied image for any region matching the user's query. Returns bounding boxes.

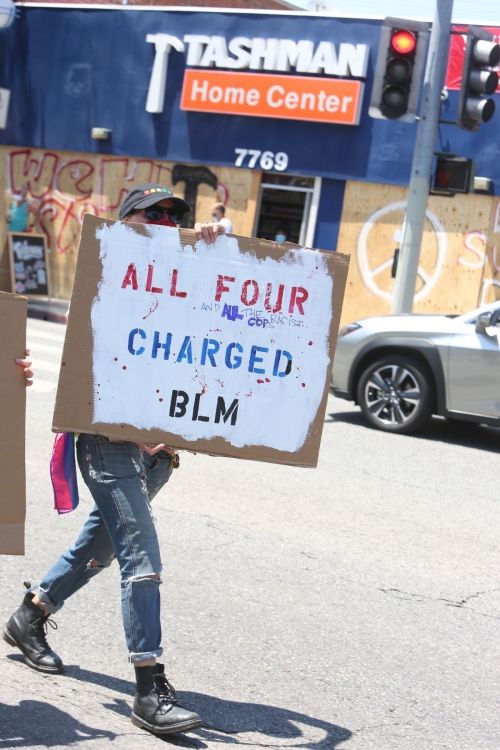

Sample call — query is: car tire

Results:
[356,355,433,434]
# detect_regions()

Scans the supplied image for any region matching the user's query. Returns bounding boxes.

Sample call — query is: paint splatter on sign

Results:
[90,221,334,453]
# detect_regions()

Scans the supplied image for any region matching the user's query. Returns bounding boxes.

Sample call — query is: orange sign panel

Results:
[180,70,364,125]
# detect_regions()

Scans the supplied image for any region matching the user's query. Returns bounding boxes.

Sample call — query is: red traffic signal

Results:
[390,29,417,55]
[369,18,430,123]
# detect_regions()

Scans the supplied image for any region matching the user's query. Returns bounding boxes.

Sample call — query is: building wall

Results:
[2,145,498,325]
[314,178,346,253]
[337,181,498,323]
[1,9,499,191]
[1,9,499,316]
[0,146,260,298]
[483,200,500,303]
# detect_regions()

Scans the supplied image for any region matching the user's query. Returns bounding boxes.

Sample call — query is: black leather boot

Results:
[131,663,202,735]
[3,593,63,673]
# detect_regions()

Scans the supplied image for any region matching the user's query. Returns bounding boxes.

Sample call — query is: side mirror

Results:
[475,311,493,334]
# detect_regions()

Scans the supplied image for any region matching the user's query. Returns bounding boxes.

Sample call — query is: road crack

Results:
[378,586,500,615]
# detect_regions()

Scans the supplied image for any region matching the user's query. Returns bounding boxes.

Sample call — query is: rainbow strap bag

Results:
[50,433,80,514]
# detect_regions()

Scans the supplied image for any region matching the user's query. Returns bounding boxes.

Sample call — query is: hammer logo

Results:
[146,33,185,114]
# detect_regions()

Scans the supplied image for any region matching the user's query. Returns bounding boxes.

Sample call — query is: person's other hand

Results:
[138,443,177,457]
[194,221,225,244]
[16,349,33,387]
[138,443,166,456]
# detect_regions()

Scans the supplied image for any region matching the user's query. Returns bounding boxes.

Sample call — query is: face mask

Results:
[275,233,287,243]
[151,215,177,227]
[211,214,219,222]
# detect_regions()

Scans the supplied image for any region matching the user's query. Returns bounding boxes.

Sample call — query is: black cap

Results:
[118,183,190,220]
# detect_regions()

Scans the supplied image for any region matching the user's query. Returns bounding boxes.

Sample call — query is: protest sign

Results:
[53,215,349,467]
[0,292,27,555]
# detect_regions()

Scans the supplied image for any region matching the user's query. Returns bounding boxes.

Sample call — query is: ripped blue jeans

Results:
[34,434,173,663]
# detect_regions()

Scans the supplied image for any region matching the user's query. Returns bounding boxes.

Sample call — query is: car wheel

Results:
[356,355,433,434]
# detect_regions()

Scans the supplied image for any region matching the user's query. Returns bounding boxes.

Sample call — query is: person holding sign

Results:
[16,350,33,386]
[4,185,226,737]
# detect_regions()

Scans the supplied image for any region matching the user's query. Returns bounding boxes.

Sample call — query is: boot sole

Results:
[131,713,203,735]
[2,628,63,674]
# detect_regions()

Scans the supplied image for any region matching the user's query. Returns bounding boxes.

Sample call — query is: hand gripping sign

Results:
[53,216,349,467]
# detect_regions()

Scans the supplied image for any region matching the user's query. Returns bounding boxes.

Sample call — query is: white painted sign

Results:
[90,222,333,453]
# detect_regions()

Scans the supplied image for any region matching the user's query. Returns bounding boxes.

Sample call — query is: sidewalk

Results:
[27,297,68,324]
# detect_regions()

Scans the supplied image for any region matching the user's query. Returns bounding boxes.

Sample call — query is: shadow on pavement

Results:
[64,662,134,694]
[328,408,500,453]
[0,700,116,747]
[56,665,352,748]
[182,692,352,749]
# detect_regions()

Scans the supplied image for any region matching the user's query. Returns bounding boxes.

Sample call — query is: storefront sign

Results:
[181,70,363,125]
[147,32,368,124]
[53,215,349,467]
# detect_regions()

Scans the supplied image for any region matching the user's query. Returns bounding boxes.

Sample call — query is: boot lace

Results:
[154,674,178,705]
[36,614,58,648]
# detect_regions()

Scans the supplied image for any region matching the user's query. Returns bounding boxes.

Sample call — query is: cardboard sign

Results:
[8,232,50,296]
[53,215,349,467]
[0,292,27,555]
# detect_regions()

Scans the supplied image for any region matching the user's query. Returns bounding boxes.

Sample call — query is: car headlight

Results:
[339,322,361,337]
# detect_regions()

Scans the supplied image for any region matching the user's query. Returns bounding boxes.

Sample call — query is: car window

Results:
[461,302,500,325]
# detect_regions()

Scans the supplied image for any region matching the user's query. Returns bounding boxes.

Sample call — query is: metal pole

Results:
[391,0,454,313]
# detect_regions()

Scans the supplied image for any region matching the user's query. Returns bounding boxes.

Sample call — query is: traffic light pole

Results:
[391,0,454,314]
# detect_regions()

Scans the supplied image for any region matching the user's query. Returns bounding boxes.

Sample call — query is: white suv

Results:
[331,301,500,434]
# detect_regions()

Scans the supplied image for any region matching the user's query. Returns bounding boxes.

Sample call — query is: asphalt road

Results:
[1,318,499,750]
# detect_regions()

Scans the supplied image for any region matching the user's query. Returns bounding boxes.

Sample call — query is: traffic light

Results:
[457,26,500,131]
[369,17,430,123]
[431,154,474,195]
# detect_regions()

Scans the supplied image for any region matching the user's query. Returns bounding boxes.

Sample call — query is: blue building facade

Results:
[0,6,499,257]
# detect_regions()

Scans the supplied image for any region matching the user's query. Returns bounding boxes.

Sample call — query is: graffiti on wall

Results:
[356,201,498,304]
[1,147,256,298]
[482,199,500,303]
[5,149,224,251]
[337,181,498,324]
[356,201,447,302]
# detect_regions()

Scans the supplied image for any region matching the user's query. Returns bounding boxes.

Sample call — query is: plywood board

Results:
[336,181,495,324]
[481,198,500,305]
[0,292,27,555]
[1,146,262,299]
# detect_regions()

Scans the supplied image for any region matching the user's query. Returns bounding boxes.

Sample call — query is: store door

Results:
[254,174,315,245]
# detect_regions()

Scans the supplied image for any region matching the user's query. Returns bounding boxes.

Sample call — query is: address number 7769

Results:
[234,148,289,172]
